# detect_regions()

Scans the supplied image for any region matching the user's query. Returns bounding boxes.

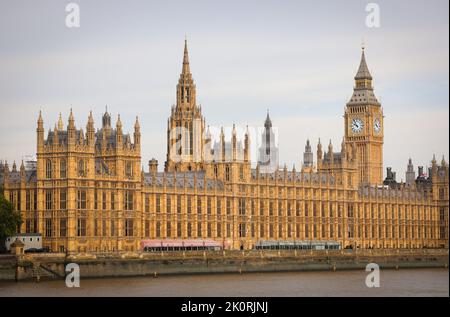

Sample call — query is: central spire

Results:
[182,38,190,75]
[176,38,196,107]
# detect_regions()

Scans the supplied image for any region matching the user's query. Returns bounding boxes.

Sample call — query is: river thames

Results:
[0,268,448,297]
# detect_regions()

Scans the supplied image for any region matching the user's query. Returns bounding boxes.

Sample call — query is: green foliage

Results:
[0,193,23,245]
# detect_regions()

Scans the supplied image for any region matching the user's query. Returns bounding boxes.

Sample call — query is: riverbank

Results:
[0,249,448,282]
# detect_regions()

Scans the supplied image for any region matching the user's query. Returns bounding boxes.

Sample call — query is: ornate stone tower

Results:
[165,39,205,172]
[302,139,314,173]
[344,46,383,185]
[405,158,416,187]
[257,112,279,173]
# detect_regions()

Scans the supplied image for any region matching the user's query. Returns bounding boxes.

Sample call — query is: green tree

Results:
[0,192,23,251]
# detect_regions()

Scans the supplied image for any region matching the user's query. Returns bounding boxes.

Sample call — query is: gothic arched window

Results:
[125,162,133,178]
[60,159,66,178]
[45,159,52,179]
[225,165,230,182]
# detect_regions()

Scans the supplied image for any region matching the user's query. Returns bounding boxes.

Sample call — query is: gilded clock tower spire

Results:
[344,45,383,185]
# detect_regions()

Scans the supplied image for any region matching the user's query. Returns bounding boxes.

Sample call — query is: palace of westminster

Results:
[1,41,448,253]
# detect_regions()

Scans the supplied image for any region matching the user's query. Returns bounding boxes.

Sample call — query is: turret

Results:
[87,111,95,146]
[67,109,76,145]
[232,124,237,161]
[341,138,347,160]
[328,140,334,164]
[134,116,141,146]
[37,111,44,150]
[3,161,9,182]
[57,113,64,130]
[303,139,313,168]
[405,158,415,187]
[244,126,250,162]
[220,127,225,162]
[116,114,123,146]
[20,160,26,181]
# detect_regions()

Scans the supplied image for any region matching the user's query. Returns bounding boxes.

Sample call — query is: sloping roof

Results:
[143,171,224,190]
[355,49,372,80]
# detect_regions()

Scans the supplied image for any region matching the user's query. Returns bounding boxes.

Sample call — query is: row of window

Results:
[145,221,438,240]
[43,190,134,211]
[43,218,134,237]
[143,194,436,221]
[44,159,135,178]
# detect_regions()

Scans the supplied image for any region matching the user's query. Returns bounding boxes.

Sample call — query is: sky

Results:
[0,0,448,180]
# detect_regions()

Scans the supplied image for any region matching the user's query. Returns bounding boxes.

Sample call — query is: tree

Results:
[0,192,23,252]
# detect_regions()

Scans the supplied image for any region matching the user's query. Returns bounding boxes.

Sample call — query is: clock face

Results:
[351,118,364,133]
[374,118,381,134]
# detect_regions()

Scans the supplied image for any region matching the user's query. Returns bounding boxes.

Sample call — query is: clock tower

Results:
[344,46,383,185]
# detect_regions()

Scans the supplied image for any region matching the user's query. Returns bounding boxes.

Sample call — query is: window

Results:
[77,218,86,236]
[217,199,221,215]
[197,222,202,237]
[239,223,246,238]
[125,162,133,178]
[176,195,181,214]
[156,195,161,213]
[125,219,134,237]
[60,219,67,237]
[239,198,245,215]
[111,220,115,237]
[94,220,99,236]
[111,192,115,210]
[45,219,52,237]
[102,220,107,237]
[77,190,87,210]
[45,190,52,210]
[145,220,150,237]
[439,188,445,200]
[187,222,192,238]
[26,190,31,211]
[60,190,67,210]
[46,159,52,178]
[217,223,221,237]
[60,159,66,178]
[197,196,202,214]
[102,191,107,210]
[167,222,172,237]
[145,195,150,213]
[156,221,161,237]
[167,196,171,213]
[177,222,182,237]
[207,197,211,215]
[187,196,191,214]
[225,165,230,182]
[124,191,134,211]
[94,190,98,210]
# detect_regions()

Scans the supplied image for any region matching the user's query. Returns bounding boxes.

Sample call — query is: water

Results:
[0,269,448,297]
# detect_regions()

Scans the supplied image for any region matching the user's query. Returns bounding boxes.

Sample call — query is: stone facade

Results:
[1,41,448,252]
